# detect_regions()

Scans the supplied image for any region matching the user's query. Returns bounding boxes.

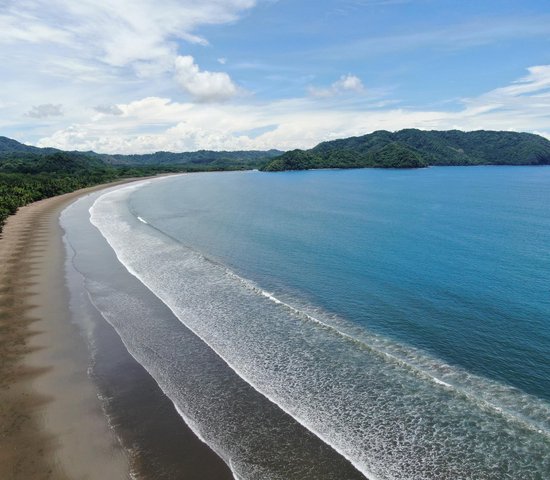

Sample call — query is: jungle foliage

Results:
[261,129,550,171]
[0,150,256,231]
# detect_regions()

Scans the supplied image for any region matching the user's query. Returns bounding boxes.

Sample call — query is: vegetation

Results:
[1,152,114,230]
[102,149,283,167]
[261,129,550,171]
[2,129,550,230]
[262,142,428,171]
[0,149,265,232]
[0,136,282,168]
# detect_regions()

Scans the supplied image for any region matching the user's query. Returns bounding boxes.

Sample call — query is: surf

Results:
[88,180,550,480]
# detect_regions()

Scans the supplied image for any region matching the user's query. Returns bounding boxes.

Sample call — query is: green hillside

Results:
[0,136,282,168]
[102,149,283,167]
[2,129,550,231]
[0,142,279,232]
[262,129,550,171]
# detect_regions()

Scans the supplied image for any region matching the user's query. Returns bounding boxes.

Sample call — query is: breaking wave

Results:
[88,181,550,480]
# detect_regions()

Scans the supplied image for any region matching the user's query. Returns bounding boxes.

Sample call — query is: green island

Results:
[2,129,550,230]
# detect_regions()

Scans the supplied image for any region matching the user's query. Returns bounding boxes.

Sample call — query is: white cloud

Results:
[218,58,227,65]
[333,74,365,93]
[309,74,365,97]
[33,65,550,154]
[26,104,64,118]
[32,100,446,153]
[94,104,123,115]
[0,13,72,45]
[483,65,550,98]
[0,1,255,67]
[0,0,255,99]
[174,56,240,102]
[459,65,550,120]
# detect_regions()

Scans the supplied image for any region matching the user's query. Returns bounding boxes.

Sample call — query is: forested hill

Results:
[261,129,550,171]
[102,149,283,166]
[2,129,550,230]
[0,136,282,168]
[0,138,281,232]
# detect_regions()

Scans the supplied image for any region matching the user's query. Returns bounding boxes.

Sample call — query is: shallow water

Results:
[65,167,550,479]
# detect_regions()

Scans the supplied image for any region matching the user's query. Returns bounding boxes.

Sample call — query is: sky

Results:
[1,0,549,153]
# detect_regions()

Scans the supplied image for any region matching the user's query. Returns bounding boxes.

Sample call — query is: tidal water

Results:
[63,167,550,479]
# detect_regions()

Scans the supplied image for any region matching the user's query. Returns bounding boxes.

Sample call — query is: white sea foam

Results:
[64,181,362,480]
[230,271,550,436]
[432,377,452,388]
[88,181,550,480]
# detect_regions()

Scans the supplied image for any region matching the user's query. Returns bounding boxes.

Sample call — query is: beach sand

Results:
[0,184,132,479]
[0,180,232,480]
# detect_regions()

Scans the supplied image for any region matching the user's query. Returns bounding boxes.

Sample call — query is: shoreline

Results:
[0,176,232,479]
[0,180,139,479]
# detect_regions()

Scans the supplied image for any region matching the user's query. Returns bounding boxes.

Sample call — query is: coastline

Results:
[0,181,137,479]
[0,177,232,480]
[3,167,547,479]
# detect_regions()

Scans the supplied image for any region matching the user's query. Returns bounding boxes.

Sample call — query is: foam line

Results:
[89,185,382,479]
[232,272,549,435]
[87,180,550,480]
[81,276,239,480]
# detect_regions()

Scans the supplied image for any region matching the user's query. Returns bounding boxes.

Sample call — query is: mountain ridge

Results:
[0,136,283,168]
[2,129,550,231]
[2,129,550,173]
[261,129,550,171]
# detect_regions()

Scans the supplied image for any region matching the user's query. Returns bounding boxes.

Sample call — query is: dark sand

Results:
[0,180,232,479]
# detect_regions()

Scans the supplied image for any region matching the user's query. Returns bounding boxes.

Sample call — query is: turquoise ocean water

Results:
[131,167,550,401]
[65,166,550,479]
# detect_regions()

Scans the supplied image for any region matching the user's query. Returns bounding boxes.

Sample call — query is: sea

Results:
[61,166,550,480]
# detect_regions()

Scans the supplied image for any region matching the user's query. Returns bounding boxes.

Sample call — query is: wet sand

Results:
[0,184,130,479]
[0,180,232,479]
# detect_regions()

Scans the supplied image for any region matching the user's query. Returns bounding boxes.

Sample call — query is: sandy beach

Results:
[0,178,236,480]
[0,183,134,480]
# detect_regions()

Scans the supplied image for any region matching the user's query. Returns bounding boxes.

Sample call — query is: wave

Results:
[64,181,365,480]
[88,181,550,480]
[228,270,550,437]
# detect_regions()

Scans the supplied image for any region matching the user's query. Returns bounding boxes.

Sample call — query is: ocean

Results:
[62,167,550,479]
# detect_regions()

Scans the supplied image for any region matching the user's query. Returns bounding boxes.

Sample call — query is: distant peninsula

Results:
[2,129,550,230]
[261,129,550,171]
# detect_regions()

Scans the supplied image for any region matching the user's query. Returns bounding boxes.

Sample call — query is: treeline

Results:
[262,129,550,171]
[102,148,283,166]
[0,151,251,232]
[0,136,282,168]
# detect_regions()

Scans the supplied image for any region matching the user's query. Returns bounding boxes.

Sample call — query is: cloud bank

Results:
[34,65,550,154]
[1,2,549,153]
[0,0,254,104]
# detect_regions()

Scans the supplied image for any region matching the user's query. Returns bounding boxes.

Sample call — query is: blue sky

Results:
[1,0,549,153]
